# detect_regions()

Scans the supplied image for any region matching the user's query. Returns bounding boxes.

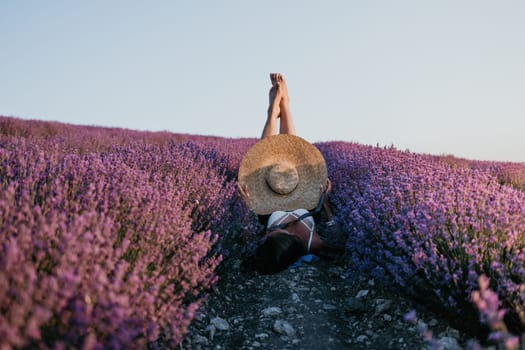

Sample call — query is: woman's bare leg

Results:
[276,74,296,135]
[261,74,282,139]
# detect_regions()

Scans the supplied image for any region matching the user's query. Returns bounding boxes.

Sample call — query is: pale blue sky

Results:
[1,1,524,162]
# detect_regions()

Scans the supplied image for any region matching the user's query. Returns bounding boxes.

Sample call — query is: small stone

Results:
[273,320,296,337]
[356,335,368,343]
[383,314,392,322]
[232,259,241,269]
[291,293,301,303]
[428,318,439,327]
[193,335,209,345]
[368,279,375,286]
[255,333,269,339]
[323,303,337,311]
[437,336,462,350]
[345,297,368,314]
[252,341,261,347]
[210,317,230,331]
[261,307,282,317]
[356,289,369,298]
[375,299,393,313]
[286,306,298,314]
[416,320,428,333]
[446,327,461,339]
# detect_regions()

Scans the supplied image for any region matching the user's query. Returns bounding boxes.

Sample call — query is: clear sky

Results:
[1,1,524,163]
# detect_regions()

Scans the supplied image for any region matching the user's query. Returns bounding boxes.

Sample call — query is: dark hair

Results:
[251,233,306,274]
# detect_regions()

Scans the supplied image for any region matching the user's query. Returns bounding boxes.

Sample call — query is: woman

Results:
[238,73,343,274]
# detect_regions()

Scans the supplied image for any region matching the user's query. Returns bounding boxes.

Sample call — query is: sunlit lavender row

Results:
[319,141,525,335]
[1,116,525,347]
[0,117,257,348]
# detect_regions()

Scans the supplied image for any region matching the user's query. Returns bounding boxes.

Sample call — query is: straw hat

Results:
[238,134,328,215]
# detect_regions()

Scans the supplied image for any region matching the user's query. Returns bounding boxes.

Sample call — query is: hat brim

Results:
[238,135,327,215]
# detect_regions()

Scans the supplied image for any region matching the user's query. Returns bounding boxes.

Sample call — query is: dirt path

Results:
[182,259,466,349]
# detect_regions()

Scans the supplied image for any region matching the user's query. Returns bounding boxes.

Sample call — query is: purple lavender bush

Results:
[0,118,246,348]
[318,142,525,335]
[436,154,525,191]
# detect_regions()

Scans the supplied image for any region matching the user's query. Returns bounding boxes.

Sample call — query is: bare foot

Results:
[270,73,279,86]
[268,73,283,116]
[276,74,290,108]
[269,73,290,108]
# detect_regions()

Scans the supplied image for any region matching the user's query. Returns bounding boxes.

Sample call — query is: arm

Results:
[321,179,334,220]
[320,240,345,254]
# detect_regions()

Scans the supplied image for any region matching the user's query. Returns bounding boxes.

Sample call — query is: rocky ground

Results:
[182,257,470,350]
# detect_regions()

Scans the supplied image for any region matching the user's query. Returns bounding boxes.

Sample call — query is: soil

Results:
[182,256,469,350]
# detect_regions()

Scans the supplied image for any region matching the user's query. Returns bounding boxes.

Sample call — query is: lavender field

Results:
[1,116,525,349]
